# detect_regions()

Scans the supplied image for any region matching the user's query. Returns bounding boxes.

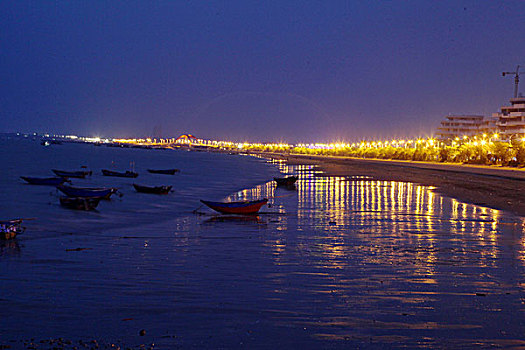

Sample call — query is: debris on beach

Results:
[4,338,156,350]
[65,247,92,252]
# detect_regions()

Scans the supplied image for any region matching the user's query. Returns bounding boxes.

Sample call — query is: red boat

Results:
[200,199,268,215]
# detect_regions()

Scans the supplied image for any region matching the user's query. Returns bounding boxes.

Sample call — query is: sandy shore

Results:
[260,152,525,217]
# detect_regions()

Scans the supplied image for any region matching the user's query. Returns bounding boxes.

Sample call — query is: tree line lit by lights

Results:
[236,133,525,168]
[32,131,525,168]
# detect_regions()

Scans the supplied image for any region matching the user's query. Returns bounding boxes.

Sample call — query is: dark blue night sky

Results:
[1,1,524,142]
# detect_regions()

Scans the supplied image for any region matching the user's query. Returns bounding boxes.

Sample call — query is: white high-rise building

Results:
[493,97,525,140]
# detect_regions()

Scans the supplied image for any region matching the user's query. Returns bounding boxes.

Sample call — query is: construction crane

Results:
[502,65,522,98]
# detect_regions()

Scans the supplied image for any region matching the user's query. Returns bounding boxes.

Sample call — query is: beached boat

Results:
[147,168,180,175]
[101,169,139,178]
[52,169,92,178]
[274,175,298,187]
[133,184,172,194]
[21,176,69,186]
[59,196,102,210]
[200,198,268,215]
[1,219,25,240]
[57,185,118,199]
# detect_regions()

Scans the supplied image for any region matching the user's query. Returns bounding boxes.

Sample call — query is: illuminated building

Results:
[436,115,496,141]
[493,97,525,140]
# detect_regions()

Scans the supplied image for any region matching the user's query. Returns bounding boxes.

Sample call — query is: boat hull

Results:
[59,196,101,210]
[52,169,92,178]
[101,169,138,178]
[147,169,179,175]
[57,185,117,199]
[200,199,268,215]
[21,176,68,186]
[133,184,172,194]
[274,176,298,187]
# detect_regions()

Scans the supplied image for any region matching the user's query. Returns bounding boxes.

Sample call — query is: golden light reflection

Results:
[520,219,525,262]
[216,159,525,344]
[225,161,521,275]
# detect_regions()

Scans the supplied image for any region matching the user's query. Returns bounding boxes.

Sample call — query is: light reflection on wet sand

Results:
[229,162,525,347]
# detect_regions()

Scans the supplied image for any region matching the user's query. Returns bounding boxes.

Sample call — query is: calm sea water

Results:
[1,137,525,349]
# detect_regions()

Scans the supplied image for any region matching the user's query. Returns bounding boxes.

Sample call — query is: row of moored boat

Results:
[19,167,180,212]
[3,171,298,241]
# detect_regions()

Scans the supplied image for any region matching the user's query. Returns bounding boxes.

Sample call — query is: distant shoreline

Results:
[254,151,525,217]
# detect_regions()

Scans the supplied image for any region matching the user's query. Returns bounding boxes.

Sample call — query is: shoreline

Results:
[257,152,525,217]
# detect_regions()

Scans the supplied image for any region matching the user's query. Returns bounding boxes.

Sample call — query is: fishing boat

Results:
[59,196,102,210]
[57,185,118,199]
[21,176,69,186]
[52,169,92,178]
[133,184,172,194]
[200,198,268,215]
[274,175,298,187]
[101,169,139,178]
[1,219,25,240]
[147,168,180,175]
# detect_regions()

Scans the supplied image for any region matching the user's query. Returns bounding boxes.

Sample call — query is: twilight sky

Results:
[1,1,524,142]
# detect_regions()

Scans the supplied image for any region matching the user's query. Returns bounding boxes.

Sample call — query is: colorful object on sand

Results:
[1,219,25,240]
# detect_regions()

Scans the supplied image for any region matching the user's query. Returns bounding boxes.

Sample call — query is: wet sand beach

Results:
[259,152,525,217]
[3,141,525,349]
